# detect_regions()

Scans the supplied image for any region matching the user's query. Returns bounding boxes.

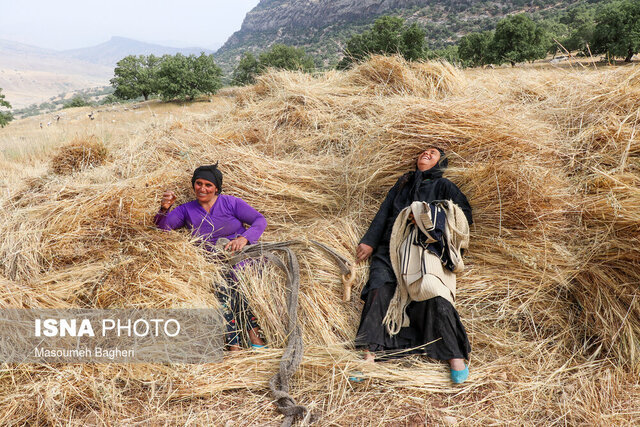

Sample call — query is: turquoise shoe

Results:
[450,365,469,384]
[251,344,267,350]
[348,371,365,383]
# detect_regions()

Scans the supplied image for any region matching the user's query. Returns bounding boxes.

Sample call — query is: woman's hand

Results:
[356,243,373,263]
[161,190,176,211]
[225,236,249,252]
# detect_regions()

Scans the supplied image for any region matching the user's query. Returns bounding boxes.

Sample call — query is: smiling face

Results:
[193,178,218,205]
[416,147,441,171]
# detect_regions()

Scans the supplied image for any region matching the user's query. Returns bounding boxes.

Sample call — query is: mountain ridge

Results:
[61,36,216,67]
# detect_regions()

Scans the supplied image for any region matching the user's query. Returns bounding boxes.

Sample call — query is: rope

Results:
[224,240,352,426]
[228,240,355,302]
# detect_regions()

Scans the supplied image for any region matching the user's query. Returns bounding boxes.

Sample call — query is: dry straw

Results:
[50,135,108,175]
[0,55,638,424]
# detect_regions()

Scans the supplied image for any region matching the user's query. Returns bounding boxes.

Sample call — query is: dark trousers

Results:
[216,273,260,347]
[356,280,470,360]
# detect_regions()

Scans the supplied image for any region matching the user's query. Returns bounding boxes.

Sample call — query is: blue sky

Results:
[0,0,260,50]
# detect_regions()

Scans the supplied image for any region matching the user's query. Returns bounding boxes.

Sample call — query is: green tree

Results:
[490,14,550,66]
[558,3,596,53]
[591,0,640,62]
[401,23,429,61]
[258,44,316,71]
[110,55,160,101]
[156,53,222,101]
[538,20,569,55]
[562,22,595,53]
[428,45,461,64]
[0,88,14,128]
[231,52,260,85]
[100,94,120,105]
[62,95,91,109]
[338,16,427,68]
[231,45,315,86]
[458,31,494,67]
[561,4,596,28]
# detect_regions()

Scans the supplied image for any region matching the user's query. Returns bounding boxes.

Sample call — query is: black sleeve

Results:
[359,179,402,249]
[440,179,473,225]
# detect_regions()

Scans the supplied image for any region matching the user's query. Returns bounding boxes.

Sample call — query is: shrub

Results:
[338,16,427,69]
[62,96,91,109]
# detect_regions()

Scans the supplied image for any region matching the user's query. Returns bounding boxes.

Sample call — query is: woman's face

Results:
[416,148,441,171]
[193,178,218,204]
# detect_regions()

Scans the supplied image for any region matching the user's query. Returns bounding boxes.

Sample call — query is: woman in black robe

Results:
[355,147,473,383]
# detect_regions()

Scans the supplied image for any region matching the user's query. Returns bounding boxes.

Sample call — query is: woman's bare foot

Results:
[449,358,465,370]
[229,345,242,352]
[248,327,265,346]
[363,350,375,363]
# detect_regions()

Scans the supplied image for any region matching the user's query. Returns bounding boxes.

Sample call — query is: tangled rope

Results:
[226,240,352,426]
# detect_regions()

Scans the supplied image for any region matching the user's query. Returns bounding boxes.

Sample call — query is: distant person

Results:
[154,164,268,351]
[355,147,473,384]
[88,112,94,120]
[39,122,43,129]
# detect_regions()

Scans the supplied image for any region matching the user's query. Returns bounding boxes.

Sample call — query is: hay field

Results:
[0,56,639,425]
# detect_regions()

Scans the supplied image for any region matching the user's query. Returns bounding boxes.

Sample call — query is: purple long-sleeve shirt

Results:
[154,195,267,250]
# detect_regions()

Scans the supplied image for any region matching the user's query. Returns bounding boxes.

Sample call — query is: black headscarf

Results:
[404,147,448,200]
[191,163,223,194]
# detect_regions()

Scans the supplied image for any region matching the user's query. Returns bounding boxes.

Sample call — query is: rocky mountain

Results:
[215,0,587,70]
[238,0,424,32]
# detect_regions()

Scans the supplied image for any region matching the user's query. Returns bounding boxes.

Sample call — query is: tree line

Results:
[111,45,317,99]
[231,44,315,85]
[457,0,640,67]
[110,53,222,102]
[330,1,640,68]
[229,17,425,85]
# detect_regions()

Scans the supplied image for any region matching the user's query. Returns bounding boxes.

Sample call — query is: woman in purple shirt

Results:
[154,164,267,351]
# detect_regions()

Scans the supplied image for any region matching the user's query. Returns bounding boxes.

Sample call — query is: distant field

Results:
[0,68,110,108]
[0,98,231,188]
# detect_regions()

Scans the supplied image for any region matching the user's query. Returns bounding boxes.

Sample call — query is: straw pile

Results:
[0,55,638,425]
[50,136,108,175]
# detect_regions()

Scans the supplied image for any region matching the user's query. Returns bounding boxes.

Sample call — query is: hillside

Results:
[215,0,595,70]
[0,59,638,424]
[61,36,215,67]
[0,40,112,108]
[0,37,214,108]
